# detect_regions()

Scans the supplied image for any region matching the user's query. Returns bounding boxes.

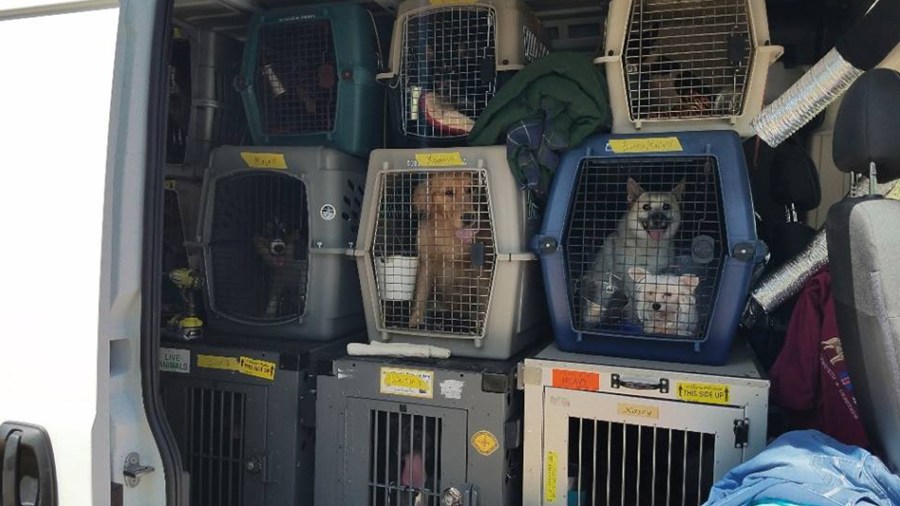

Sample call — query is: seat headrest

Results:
[833,68,900,182]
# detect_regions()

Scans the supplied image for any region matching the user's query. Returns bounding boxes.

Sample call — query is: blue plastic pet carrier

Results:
[535,131,765,365]
[237,4,384,157]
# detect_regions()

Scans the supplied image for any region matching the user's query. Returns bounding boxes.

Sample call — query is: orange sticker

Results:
[552,369,600,392]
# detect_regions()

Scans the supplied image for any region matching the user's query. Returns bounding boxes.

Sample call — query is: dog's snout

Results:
[652,302,662,311]
[462,212,477,227]
[649,211,669,225]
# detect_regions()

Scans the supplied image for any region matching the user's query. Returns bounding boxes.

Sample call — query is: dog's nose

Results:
[462,212,477,227]
[270,239,286,256]
[649,211,669,226]
[652,302,662,311]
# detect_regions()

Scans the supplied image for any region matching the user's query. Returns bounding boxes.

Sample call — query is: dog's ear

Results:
[671,179,686,202]
[412,179,430,215]
[627,178,645,205]
[679,274,699,290]
[628,267,647,283]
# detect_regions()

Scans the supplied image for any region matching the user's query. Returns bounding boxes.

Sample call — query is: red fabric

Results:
[769,268,870,448]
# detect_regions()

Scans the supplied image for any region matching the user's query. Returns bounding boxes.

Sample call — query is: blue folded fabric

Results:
[704,430,900,506]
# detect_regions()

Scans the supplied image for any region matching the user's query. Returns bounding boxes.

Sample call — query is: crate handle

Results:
[610,374,669,394]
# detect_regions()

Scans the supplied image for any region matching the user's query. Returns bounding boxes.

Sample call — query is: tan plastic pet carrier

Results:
[595,0,783,137]
[355,146,548,359]
[378,0,550,144]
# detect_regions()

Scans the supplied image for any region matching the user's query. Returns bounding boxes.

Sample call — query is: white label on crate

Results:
[439,379,464,399]
[320,204,336,221]
[159,348,190,374]
[380,367,434,399]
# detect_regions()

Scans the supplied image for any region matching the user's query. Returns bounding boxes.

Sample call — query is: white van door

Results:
[0,2,171,505]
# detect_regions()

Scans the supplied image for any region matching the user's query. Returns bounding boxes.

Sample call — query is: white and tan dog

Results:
[629,267,699,337]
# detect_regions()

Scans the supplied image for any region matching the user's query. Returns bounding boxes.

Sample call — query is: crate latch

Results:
[733,419,750,448]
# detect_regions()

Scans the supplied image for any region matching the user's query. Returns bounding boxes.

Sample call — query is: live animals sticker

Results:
[471,430,499,456]
[380,367,434,398]
[240,152,288,170]
[159,348,190,374]
[676,382,730,405]
[607,137,684,154]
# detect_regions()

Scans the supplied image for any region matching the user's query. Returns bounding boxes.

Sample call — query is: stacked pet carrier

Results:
[378,0,550,146]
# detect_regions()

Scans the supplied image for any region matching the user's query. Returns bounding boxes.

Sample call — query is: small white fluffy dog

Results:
[629,267,699,337]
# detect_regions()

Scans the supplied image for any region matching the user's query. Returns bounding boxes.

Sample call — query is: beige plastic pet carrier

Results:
[596,0,783,137]
[377,0,550,143]
[355,146,548,359]
[522,342,769,506]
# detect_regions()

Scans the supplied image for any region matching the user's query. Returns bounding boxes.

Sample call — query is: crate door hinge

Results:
[733,419,749,449]
[123,452,155,488]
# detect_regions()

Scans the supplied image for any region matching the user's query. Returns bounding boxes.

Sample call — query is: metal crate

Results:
[595,0,783,137]
[355,146,548,359]
[197,146,366,340]
[239,4,385,157]
[522,342,769,506]
[535,131,765,365]
[315,354,525,506]
[159,337,349,506]
[378,0,549,145]
[167,27,248,167]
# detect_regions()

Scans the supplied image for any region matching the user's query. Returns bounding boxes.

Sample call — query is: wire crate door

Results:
[344,398,468,506]
[541,387,743,506]
[161,378,269,506]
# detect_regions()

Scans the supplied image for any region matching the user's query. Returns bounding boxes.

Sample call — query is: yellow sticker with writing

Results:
[887,182,900,200]
[471,430,499,456]
[380,367,434,398]
[240,152,288,170]
[545,450,558,502]
[197,354,240,372]
[414,152,465,167]
[608,137,684,154]
[164,180,177,191]
[676,382,730,405]
[239,356,276,381]
[618,402,660,420]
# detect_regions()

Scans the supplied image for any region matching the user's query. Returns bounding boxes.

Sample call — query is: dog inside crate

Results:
[567,417,716,506]
[209,172,309,321]
[373,169,495,335]
[623,0,752,121]
[568,156,723,339]
[400,6,497,137]
[255,19,337,135]
[369,411,442,506]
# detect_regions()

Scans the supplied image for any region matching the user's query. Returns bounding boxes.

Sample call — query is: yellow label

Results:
[887,182,900,200]
[380,367,434,398]
[197,354,240,373]
[414,152,465,167]
[239,357,276,381]
[196,354,276,381]
[676,382,730,405]
[545,451,558,502]
[164,180,177,191]
[617,403,660,419]
[471,430,499,456]
[240,152,288,170]
[608,137,684,154]
[429,0,477,5]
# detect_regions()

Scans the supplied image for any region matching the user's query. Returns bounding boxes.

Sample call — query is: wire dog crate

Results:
[355,146,548,359]
[315,353,526,506]
[522,342,768,506]
[159,337,349,506]
[535,131,765,365]
[378,0,550,146]
[595,0,783,137]
[238,4,384,157]
[167,27,248,167]
[197,146,366,341]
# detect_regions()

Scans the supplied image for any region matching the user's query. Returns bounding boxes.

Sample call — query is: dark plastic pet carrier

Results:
[160,337,349,506]
[378,0,550,147]
[238,4,384,157]
[535,131,765,365]
[197,146,366,341]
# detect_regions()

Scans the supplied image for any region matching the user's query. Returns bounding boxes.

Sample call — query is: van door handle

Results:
[0,422,57,506]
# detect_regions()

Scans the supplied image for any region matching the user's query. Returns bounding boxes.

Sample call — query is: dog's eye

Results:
[642,203,652,211]
[663,292,672,297]
[662,203,671,211]
[444,189,454,196]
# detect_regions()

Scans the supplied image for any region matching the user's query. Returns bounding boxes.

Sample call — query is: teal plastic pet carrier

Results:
[238,4,384,157]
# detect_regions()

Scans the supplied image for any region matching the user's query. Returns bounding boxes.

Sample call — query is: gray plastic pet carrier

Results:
[167,27,248,167]
[595,0,783,137]
[378,0,550,143]
[315,353,526,506]
[197,146,365,340]
[159,337,349,506]
[521,342,769,506]
[355,146,548,359]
